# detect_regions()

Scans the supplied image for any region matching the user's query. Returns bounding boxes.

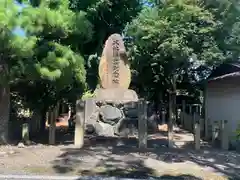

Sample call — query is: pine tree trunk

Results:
[0,85,10,144]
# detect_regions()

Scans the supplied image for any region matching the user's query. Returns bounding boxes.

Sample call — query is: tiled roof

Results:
[207,62,240,81]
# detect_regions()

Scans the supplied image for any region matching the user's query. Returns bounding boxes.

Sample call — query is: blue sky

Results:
[13,0,26,36]
[13,0,151,37]
[13,27,25,36]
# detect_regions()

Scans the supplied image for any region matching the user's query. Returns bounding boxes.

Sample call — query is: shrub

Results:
[81,91,95,100]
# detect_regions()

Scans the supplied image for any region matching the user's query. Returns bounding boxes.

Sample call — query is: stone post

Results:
[212,120,219,144]
[49,110,55,145]
[45,111,49,126]
[74,100,85,148]
[198,105,201,115]
[138,99,148,149]
[193,112,200,150]
[22,122,29,143]
[0,85,10,145]
[221,120,229,150]
[84,98,97,128]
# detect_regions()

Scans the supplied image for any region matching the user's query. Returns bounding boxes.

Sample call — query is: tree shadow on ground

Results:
[50,133,240,179]
[179,141,240,179]
[30,129,75,145]
[84,135,169,148]
[79,159,155,178]
[52,135,167,178]
[156,175,202,180]
[53,146,204,179]
[79,168,202,180]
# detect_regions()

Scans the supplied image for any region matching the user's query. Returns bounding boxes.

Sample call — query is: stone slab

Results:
[94,88,138,103]
[98,33,131,89]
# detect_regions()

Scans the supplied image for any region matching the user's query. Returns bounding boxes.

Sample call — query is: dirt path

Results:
[0,130,239,179]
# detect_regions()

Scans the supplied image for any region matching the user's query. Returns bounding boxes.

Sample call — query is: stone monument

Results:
[96,33,138,102]
[83,33,139,137]
[98,33,131,89]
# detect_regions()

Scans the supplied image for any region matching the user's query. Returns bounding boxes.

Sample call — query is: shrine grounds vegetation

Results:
[0,0,240,140]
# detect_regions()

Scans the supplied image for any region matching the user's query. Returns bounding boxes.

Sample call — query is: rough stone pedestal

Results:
[93,88,139,136]
[95,88,138,103]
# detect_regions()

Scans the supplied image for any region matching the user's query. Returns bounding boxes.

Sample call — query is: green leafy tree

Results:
[202,0,240,61]
[70,0,142,90]
[126,0,222,99]
[0,0,29,143]
[125,0,228,128]
[10,0,93,131]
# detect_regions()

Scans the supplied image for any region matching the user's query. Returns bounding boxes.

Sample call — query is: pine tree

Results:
[14,0,93,112]
[0,0,25,143]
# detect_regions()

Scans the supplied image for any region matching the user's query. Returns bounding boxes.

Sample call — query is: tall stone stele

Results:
[96,33,138,102]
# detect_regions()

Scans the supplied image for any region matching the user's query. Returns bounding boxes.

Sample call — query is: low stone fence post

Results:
[193,112,200,150]
[221,120,229,150]
[138,99,148,149]
[74,100,85,148]
[84,98,97,130]
[22,122,29,143]
[49,110,55,145]
[212,120,219,144]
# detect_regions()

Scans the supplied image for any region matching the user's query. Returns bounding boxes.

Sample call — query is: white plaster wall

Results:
[205,77,240,138]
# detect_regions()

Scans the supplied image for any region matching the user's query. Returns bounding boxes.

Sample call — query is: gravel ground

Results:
[0,130,239,180]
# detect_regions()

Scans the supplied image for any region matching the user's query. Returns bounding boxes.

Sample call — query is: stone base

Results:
[95,122,115,137]
[83,88,139,137]
[94,88,138,103]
